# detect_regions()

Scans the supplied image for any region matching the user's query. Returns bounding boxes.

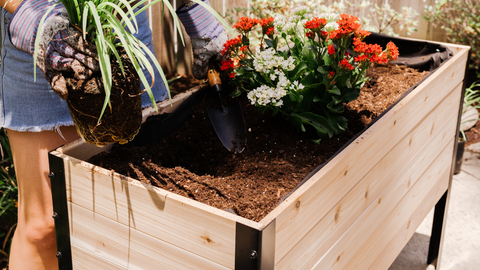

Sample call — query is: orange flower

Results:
[328,45,336,55]
[305,17,327,31]
[233,17,260,33]
[328,71,335,79]
[221,35,242,55]
[339,59,354,70]
[330,14,361,41]
[355,29,371,40]
[386,41,399,60]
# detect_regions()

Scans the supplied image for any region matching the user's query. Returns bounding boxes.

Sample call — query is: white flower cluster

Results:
[253,47,296,73]
[247,85,286,107]
[247,67,305,107]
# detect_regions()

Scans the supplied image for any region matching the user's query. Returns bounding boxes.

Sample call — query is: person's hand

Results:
[176,0,228,80]
[9,0,99,100]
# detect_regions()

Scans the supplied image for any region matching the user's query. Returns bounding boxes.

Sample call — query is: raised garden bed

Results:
[49,41,469,270]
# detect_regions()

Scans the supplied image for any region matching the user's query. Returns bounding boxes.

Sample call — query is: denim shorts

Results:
[0,8,167,132]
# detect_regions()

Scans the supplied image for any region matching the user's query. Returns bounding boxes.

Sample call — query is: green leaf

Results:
[289,62,308,81]
[317,66,328,74]
[265,39,274,48]
[292,112,331,137]
[328,86,341,96]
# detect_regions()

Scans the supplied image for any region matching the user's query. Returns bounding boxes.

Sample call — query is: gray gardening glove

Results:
[9,0,99,100]
[176,0,228,79]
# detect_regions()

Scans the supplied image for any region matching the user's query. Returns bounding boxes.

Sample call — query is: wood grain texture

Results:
[342,143,453,270]
[275,82,462,269]
[313,140,453,270]
[267,44,468,265]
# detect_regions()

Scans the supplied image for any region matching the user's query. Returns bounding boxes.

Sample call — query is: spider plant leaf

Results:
[105,40,125,76]
[132,0,185,47]
[131,45,158,110]
[97,2,136,34]
[115,0,138,31]
[135,39,171,104]
[33,3,58,81]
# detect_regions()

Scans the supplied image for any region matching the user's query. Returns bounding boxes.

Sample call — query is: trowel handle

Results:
[208,69,222,91]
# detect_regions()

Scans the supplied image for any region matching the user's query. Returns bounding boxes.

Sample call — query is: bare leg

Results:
[7,126,79,270]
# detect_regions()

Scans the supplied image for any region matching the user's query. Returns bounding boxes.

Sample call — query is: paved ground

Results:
[389,142,480,270]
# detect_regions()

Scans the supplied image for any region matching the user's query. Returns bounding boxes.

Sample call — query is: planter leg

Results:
[427,191,448,268]
[49,153,73,270]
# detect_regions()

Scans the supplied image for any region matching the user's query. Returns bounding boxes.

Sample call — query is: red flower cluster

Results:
[306,31,315,39]
[259,17,275,37]
[305,17,327,31]
[327,44,335,55]
[233,17,260,33]
[330,14,361,41]
[339,59,354,70]
[328,71,335,79]
[221,35,242,55]
[386,41,399,60]
[353,37,396,64]
[355,29,371,40]
[220,59,236,78]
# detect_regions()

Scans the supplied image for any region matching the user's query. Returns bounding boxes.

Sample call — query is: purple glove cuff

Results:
[9,0,65,54]
[176,0,224,40]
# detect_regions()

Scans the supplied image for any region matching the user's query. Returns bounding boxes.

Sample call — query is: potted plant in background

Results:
[455,81,480,173]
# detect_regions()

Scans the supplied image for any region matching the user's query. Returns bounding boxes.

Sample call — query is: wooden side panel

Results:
[128,228,230,270]
[61,160,238,268]
[275,83,461,269]
[269,46,468,264]
[69,204,130,268]
[71,245,127,270]
[67,203,230,270]
[313,139,453,270]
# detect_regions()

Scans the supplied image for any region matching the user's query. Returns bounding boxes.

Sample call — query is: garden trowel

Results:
[206,68,246,153]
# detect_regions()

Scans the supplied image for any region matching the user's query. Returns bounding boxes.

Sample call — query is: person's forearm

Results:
[1,0,22,14]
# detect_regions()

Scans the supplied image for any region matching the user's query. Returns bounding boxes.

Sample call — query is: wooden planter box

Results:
[49,42,469,270]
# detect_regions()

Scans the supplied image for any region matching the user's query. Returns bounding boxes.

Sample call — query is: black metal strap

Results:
[235,220,275,270]
[49,153,73,270]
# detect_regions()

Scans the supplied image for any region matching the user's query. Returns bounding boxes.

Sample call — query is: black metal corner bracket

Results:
[49,153,73,270]
[235,219,276,270]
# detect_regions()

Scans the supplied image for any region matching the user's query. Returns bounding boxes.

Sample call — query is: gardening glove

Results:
[176,0,228,80]
[9,0,99,100]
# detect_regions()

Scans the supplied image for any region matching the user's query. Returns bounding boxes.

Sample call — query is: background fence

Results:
[148,0,447,76]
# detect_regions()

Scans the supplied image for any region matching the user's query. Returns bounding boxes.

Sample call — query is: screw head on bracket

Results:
[56,252,62,258]
[52,212,58,219]
[48,172,55,179]
[250,250,258,260]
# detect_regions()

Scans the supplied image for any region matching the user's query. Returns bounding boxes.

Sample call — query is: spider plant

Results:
[34,0,232,122]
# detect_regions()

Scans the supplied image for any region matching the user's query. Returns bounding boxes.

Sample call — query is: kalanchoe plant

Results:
[221,9,399,142]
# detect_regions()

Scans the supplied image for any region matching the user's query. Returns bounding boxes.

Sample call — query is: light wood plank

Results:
[64,161,240,268]
[312,140,453,270]
[128,227,230,270]
[344,150,453,270]
[72,245,127,270]
[69,204,130,268]
[275,82,461,269]
[268,45,468,263]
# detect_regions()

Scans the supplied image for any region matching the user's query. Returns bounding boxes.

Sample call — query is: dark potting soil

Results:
[88,64,428,222]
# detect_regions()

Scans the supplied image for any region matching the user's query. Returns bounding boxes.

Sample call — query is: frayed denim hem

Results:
[1,121,75,132]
